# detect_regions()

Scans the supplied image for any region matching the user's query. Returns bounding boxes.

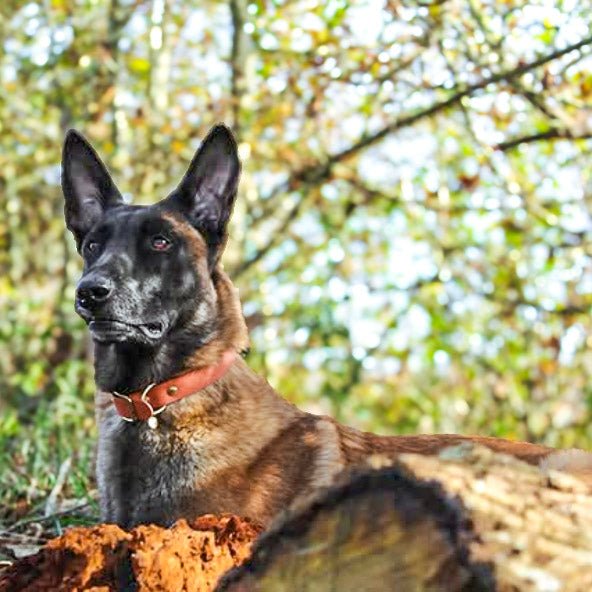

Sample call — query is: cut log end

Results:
[218,465,494,592]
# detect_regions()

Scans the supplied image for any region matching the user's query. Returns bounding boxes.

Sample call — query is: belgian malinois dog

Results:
[62,124,590,528]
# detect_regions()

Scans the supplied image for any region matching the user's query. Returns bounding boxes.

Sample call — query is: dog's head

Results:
[62,125,241,349]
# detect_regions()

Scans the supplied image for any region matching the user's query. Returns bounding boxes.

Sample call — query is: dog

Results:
[61,124,591,528]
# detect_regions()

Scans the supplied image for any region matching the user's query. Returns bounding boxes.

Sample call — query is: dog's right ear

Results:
[164,124,240,267]
[62,130,123,250]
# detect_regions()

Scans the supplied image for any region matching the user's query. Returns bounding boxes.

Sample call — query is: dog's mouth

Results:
[89,319,165,343]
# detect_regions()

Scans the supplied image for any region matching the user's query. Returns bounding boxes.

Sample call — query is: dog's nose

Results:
[76,277,113,310]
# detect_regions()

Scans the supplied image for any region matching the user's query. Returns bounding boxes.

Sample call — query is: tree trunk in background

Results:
[148,0,171,114]
[229,0,250,139]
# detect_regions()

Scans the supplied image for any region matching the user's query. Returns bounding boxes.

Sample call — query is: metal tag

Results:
[147,416,158,429]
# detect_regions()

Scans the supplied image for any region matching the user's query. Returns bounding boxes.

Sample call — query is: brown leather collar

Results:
[112,350,236,426]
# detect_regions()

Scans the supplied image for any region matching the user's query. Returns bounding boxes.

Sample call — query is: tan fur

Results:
[95,213,590,529]
[162,213,250,368]
[162,213,210,262]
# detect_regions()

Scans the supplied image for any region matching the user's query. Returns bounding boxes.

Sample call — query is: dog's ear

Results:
[165,124,241,265]
[62,130,124,250]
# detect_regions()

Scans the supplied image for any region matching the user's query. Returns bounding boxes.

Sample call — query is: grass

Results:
[0,373,100,555]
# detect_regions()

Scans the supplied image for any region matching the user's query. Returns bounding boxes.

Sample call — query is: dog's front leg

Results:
[95,417,140,527]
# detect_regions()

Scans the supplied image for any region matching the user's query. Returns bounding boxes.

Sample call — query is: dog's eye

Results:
[86,241,99,254]
[151,235,171,251]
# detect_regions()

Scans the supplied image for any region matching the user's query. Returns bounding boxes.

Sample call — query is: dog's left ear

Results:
[165,124,241,265]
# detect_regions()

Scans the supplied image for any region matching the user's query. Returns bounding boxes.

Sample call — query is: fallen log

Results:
[221,444,592,592]
[399,444,592,591]
[3,444,592,591]
[219,458,491,592]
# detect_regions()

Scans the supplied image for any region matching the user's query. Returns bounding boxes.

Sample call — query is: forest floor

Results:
[0,399,98,575]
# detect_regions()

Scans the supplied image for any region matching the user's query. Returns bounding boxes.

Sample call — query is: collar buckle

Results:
[112,383,167,423]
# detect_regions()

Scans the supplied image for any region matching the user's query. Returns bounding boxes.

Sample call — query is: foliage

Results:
[1,0,592,525]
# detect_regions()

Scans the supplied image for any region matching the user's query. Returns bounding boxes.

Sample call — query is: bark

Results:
[220,444,592,592]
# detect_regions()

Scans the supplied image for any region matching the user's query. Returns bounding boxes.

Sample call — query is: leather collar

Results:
[111,350,236,426]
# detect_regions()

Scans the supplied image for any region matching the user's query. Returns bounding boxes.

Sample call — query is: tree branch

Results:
[323,33,592,166]
[282,35,592,193]
[232,193,306,278]
[496,128,592,151]
[234,35,592,278]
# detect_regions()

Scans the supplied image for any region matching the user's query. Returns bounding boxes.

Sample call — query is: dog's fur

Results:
[62,125,589,528]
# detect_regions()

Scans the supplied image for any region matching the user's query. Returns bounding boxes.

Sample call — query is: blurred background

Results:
[1,0,592,526]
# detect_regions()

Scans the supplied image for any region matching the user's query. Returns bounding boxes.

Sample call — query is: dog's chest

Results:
[97,410,231,525]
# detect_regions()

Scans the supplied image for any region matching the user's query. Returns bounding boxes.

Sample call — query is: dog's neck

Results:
[93,341,179,394]
[92,268,250,394]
